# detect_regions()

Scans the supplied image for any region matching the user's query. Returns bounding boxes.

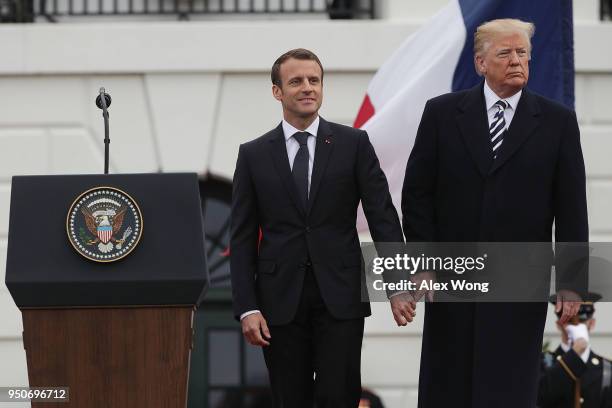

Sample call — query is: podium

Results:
[5,173,208,408]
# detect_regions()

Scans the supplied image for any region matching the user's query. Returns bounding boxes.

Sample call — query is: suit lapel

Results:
[489,88,540,174]
[268,123,306,216]
[456,83,494,178]
[307,118,334,215]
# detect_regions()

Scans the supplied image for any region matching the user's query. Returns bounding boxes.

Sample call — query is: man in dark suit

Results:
[539,294,612,408]
[230,48,404,408]
[399,19,588,407]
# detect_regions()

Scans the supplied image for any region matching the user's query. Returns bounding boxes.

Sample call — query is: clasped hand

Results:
[389,271,436,326]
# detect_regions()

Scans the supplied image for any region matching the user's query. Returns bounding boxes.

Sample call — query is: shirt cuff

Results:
[240,310,261,321]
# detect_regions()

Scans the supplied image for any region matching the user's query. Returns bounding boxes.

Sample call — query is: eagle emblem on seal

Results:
[81,205,129,253]
[67,187,143,262]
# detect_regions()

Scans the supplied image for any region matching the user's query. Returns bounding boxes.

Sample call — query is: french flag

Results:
[355,0,574,228]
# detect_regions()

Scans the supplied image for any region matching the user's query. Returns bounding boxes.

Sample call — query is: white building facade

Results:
[1,1,611,406]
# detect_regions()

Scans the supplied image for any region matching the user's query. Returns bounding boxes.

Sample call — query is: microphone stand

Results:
[96,87,111,175]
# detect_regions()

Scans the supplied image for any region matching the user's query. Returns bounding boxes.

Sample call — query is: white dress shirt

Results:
[483,80,522,129]
[239,116,320,321]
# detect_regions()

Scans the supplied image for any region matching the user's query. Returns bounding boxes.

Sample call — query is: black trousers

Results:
[262,266,365,408]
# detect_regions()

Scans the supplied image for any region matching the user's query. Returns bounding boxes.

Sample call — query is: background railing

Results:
[0,0,374,22]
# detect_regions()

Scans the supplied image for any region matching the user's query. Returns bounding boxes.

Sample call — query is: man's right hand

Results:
[555,290,582,325]
[241,312,271,346]
[390,293,417,326]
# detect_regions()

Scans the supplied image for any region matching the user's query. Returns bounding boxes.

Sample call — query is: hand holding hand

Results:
[390,293,417,326]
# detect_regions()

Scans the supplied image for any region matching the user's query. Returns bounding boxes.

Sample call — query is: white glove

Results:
[566,323,589,345]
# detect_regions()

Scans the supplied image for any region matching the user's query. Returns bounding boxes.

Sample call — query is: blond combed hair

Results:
[474,18,535,57]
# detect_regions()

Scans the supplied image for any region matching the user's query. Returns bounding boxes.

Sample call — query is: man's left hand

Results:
[555,289,582,325]
[390,293,416,326]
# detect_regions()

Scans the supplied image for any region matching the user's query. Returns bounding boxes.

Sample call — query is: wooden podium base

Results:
[22,307,194,408]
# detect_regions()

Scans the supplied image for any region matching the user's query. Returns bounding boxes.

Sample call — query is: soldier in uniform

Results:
[538,293,612,408]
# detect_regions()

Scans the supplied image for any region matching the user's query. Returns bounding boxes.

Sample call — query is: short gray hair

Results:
[474,18,535,57]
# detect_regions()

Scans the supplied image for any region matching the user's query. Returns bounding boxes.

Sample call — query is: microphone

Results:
[95,88,112,110]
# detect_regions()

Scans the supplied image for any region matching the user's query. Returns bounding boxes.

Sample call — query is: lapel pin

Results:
[325,138,331,144]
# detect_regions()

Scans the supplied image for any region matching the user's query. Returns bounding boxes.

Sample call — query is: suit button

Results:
[305,226,311,233]
[305,261,312,267]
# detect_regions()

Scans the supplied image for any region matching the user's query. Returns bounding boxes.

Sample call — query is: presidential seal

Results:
[66,186,143,262]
